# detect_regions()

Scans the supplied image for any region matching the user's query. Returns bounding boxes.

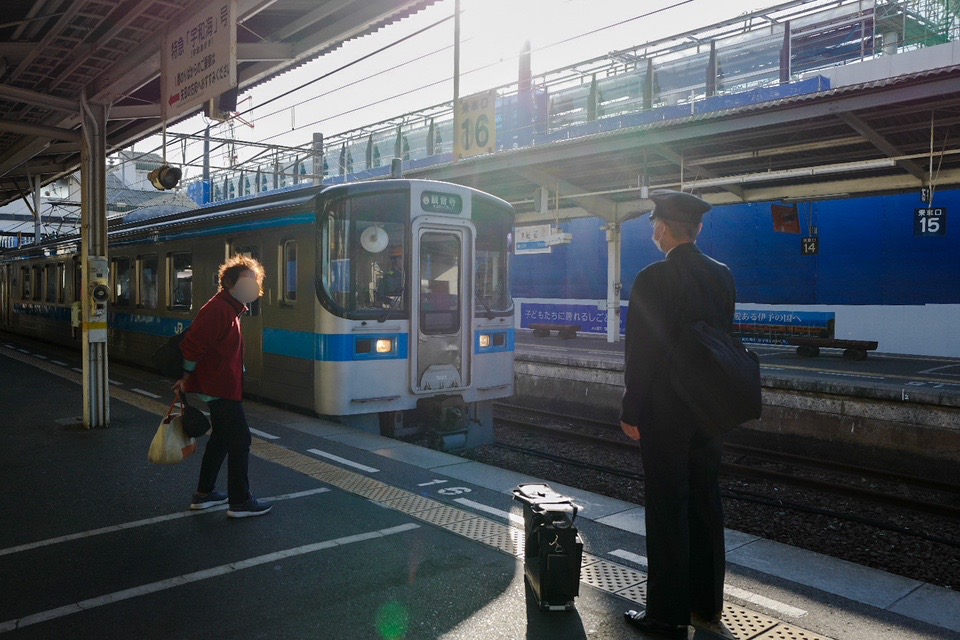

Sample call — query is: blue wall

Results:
[512,189,960,306]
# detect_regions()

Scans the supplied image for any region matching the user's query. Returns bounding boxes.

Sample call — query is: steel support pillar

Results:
[604,223,622,343]
[80,92,110,428]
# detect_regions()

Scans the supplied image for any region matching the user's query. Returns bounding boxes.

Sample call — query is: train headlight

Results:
[375,338,394,354]
[479,334,492,348]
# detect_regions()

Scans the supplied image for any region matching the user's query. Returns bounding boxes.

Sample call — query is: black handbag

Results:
[670,320,762,436]
[179,392,210,438]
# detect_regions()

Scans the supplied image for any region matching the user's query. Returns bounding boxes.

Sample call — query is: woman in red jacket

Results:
[173,254,271,518]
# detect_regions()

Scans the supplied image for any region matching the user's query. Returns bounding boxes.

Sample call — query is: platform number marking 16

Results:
[455,89,496,161]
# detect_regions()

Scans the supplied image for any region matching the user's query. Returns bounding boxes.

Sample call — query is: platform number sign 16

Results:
[455,89,497,161]
[915,208,947,237]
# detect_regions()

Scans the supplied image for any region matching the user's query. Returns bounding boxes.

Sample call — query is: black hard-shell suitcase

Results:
[513,483,583,611]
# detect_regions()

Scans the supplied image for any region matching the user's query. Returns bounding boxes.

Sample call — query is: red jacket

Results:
[180,290,247,401]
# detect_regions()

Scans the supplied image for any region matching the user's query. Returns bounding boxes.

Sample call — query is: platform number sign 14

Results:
[455,89,497,161]
[915,208,947,237]
[801,236,819,256]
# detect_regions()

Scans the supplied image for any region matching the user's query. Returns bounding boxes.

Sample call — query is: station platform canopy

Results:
[0,0,438,208]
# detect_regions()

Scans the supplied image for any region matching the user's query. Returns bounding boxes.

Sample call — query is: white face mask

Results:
[652,222,665,253]
[231,277,260,304]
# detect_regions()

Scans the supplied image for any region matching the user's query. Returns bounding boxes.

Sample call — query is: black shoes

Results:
[623,610,688,639]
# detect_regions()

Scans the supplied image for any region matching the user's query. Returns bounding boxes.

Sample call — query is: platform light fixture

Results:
[148,164,182,190]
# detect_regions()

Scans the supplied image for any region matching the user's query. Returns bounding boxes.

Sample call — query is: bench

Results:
[786,337,879,361]
[530,323,581,340]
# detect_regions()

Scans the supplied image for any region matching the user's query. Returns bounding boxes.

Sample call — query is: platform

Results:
[1,338,958,639]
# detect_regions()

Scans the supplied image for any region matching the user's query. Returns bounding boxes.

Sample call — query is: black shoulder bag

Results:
[152,330,189,379]
[670,320,762,436]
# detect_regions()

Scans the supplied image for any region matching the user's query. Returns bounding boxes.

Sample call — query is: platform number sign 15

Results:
[915,208,947,237]
[455,89,497,161]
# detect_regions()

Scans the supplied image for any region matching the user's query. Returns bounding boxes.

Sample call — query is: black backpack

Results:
[153,330,189,379]
[670,320,762,436]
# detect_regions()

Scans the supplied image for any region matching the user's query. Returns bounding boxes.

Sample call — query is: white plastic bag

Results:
[147,399,197,465]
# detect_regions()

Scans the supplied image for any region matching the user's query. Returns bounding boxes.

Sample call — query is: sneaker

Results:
[227,497,272,518]
[189,491,228,510]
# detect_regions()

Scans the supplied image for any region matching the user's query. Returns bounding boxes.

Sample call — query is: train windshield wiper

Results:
[378,284,404,323]
[475,290,495,319]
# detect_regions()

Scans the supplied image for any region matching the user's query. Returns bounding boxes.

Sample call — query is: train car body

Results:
[0,179,515,450]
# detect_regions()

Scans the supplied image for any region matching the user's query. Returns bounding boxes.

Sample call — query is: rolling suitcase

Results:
[513,483,583,611]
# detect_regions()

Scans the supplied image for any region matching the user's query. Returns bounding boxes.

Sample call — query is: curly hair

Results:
[219,253,265,293]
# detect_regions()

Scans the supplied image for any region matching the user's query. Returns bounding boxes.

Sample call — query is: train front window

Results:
[319,192,407,318]
[473,196,513,313]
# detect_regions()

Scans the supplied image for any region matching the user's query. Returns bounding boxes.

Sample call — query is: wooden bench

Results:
[786,337,879,361]
[530,323,581,339]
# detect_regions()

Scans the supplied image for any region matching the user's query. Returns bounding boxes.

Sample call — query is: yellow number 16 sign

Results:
[455,89,497,161]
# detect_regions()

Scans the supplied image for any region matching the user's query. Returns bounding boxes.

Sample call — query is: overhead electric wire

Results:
[124,0,705,188]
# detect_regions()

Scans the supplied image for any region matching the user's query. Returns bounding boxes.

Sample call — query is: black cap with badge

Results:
[648,190,712,224]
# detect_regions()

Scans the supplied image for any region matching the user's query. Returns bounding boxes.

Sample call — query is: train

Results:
[0,179,516,450]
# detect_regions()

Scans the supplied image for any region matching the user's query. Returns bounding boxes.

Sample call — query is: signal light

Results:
[148,165,182,190]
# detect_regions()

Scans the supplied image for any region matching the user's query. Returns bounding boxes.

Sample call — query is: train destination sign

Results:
[161,0,237,119]
[915,208,947,237]
[420,191,462,214]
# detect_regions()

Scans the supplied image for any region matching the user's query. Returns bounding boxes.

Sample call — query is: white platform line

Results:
[0,488,330,559]
[131,388,161,399]
[307,448,379,473]
[32,354,47,360]
[71,367,83,373]
[249,428,279,440]
[0,522,419,633]
[50,361,68,366]
[454,498,525,526]
[724,585,807,618]
[610,549,648,567]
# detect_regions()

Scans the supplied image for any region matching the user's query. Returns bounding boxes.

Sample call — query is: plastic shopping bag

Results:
[147,399,198,465]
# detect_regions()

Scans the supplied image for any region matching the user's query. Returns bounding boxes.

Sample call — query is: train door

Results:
[0,264,9,326]
[229,243,263,385]
[410,222,473,393]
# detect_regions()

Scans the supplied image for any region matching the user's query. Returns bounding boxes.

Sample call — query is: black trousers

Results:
[639,414,725,625]
[196,399,252,506]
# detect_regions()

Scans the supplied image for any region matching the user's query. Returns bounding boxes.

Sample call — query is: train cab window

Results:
[168,252,192,311]
[319,192,407,318]
[138,255,158,309]
[282,240,297,303]
[112,257,132,307]
[32,266,42,301]
[57,263,66,304]
[45,264,57,302]
[473,196,513,314]
[20,266,30,300]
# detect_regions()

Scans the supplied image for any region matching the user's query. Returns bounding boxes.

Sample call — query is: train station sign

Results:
[161,0,237,120]
[455,89,496,161]
[914,207,947,237]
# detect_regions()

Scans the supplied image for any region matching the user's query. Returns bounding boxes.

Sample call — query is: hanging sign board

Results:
[161,0,237,120]
[454,89,497,161]
[801,236,819,256]
[914,208,947,237]
[515,224,552,255]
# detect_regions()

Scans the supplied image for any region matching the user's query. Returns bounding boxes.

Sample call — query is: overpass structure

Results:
[166,0,960,344]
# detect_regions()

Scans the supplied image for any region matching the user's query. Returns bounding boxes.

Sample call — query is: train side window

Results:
[45,264,57,302]
[57,264,66,304]
[168,252,192,311]
[20,266,30,300]
[32,266,42,301]
[138,255,158,309]
[112,257,132,307]
[281,240,297,303]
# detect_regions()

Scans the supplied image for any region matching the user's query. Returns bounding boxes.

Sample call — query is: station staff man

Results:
[620,190,736,638]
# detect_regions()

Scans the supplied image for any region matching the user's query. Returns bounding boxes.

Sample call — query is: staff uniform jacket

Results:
[180,289,248,401]
[620,242,736,428]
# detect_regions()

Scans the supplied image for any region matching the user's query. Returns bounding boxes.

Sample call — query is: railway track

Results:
[491,404,960,547]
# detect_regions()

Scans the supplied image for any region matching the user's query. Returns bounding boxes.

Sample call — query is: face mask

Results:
[231,277,260,304]
[652,223,665,253]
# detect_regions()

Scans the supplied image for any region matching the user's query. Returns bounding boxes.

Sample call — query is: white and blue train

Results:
[0,179,516,449]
